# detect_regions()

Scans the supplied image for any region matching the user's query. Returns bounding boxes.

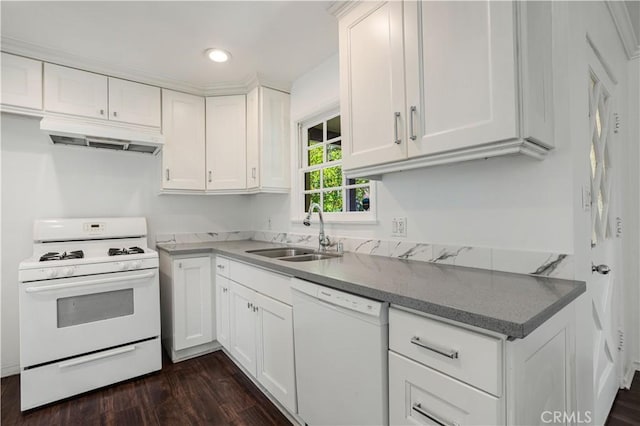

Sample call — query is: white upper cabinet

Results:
[338,0,555,177]
[44,63,108,119]
[339,1,407,171]
[108,77,161,127]
[44,64,161,127]
[405,1,517,157]
[246,86,290,192]
[162,89,206,191]
[205,95,247,190]
[1,53,42,110]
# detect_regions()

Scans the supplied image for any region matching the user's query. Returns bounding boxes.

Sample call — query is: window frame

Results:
[291,106,377,224]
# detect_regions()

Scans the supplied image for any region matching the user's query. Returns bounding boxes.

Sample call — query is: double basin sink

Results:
[246,247,341,262]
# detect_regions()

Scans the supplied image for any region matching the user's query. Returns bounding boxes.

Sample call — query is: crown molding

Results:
[1,36,290,97]
[327,1,360,19]
[606,1,640,59]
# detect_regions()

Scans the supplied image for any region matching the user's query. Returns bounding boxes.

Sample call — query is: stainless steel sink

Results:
[246,247,316,258]
[246,247,342,262]
[279,253,342,262]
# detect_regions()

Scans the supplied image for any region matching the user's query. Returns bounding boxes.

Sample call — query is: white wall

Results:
[252,54,575,253]
[1,113,252,375]
[625,56,640,379]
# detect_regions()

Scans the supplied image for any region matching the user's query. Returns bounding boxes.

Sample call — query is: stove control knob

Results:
[132,260,142,269]
[117,262,127,271]
[62,267,75,277]
[45,268,58,278]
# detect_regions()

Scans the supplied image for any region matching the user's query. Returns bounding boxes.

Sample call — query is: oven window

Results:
[57,289,134,328]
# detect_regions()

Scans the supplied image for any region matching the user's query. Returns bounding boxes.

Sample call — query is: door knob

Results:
[592,263,611,275]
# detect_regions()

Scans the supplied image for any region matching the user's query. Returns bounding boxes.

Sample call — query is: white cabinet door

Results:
[255,292,296,413]
[172,257,213,351]
[389,351,501,425]
[215,275,231,350]
[260,87,290,190]
[1,53,42,110]
[405,1,518,157]
[162,89,206,190]
[340,1,407,170]
[44,63,108,119]
[108,77,161,127]
[246,87,260,189]
[230,281,257,376]
[205,95,247,190]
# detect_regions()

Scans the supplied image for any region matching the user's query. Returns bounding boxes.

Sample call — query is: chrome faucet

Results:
[303,203,331,252]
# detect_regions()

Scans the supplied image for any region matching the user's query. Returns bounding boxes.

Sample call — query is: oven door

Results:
[19,268,160,368]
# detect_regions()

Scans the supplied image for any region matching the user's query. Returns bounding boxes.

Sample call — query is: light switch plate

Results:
[392,217,407,237]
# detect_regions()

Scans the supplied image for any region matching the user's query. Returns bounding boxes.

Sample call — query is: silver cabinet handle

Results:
[113,111,118,117]
[208,171,212,183]
[247,302,251,309]
[412,403,457,426]
[165,169,170,181]
[217,264,224,269]
[410,337,459,359]
[252,167,256,179]
[394,112,401,144]
[178,262,182,268]
[409,106,417,141]
[100,109,105,116]
[253,306,258,313]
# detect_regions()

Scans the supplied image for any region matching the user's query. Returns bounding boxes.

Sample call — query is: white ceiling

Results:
[0,1,339,94]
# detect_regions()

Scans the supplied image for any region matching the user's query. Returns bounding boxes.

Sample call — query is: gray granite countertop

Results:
[156,240,586,339]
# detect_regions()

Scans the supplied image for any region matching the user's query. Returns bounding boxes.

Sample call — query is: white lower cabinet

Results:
[389,351,500,425]
[229,280,258,375]
[389,305,577,426]
[254,291,296,412]
[215,275,231,350]
[218,257,297,414]
[159,251,216,362]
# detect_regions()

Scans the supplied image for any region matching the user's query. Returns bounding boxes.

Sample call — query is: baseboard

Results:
[1,364,20,378]
[622,361,640,389]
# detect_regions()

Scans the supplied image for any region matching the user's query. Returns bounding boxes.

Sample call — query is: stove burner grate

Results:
[108,247,145,256]
[39,250,84,262]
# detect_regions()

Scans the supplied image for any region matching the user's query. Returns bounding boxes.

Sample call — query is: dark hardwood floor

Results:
[1,350,291,426]
[607,371,640,426]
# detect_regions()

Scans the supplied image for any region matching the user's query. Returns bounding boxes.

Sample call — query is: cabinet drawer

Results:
[229,259,292,305]
[215,256,230,277]
[389,307,502,396]
[21,338,161,411]
[389,351,500,426]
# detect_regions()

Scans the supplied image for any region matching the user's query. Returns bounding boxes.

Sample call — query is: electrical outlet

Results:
[392,217,407,238]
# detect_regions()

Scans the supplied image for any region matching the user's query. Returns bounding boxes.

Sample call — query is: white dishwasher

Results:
[292,278,389,426]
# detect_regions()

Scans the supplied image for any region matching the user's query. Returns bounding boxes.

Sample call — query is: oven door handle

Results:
[25,271,156,293]
[58,345,136,368]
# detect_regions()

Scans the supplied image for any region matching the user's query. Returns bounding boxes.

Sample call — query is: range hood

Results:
[40,116,164,155]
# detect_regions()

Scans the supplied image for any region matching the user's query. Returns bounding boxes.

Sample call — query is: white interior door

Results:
[586,43,623,426]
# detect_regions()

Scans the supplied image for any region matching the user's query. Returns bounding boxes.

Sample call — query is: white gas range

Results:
[18,217,161,411]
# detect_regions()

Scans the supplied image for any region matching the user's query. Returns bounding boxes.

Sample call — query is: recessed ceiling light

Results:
[206,48,231,63]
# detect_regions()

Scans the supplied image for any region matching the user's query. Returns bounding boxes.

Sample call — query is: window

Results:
[298,111,374,220]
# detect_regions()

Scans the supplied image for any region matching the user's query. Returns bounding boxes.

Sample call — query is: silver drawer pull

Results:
[412,403,457,426]
[410,336,459,359]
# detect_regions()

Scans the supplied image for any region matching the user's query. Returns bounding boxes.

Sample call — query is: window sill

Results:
[290,217,378,225]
